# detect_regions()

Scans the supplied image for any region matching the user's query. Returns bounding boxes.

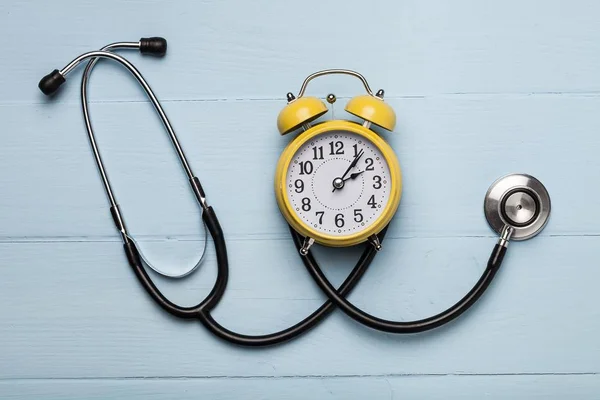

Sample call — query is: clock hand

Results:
[332,149,364,192]
[340,149,364,181]
[342,170,364,182]
[332,170,365,192]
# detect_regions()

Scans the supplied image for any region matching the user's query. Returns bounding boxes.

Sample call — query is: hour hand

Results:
[332,171,364,192]
[343,170,364,181]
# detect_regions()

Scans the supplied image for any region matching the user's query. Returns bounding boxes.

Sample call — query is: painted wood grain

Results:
[0,95,598,240]
[2,0,600,104]
[2,375,600,399]
[1,236,599,379]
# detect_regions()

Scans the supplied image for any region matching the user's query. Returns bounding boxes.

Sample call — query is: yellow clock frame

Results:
[275,119,402,247]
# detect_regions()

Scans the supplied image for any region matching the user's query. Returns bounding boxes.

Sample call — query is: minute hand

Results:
[340,149,364,181]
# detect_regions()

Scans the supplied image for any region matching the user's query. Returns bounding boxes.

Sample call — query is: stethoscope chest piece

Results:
[484,173,551,240]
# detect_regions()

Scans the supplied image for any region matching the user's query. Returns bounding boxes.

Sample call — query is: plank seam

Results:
[0,233,596,244]
[5,91,600,107]
[1,372,599,382]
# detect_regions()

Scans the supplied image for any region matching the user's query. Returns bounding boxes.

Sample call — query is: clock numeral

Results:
[315,211,324,224]
[353,209,363,223]
[312,146,324,160]
[367,195,378,209]
[301,197,311,211]
[353,143,360,157]
[373,175,382,189]
[365,158,374,171]
[294,179,304,193]
[329,141,344,155]
[299,161,313,175]
[335,213,345,228]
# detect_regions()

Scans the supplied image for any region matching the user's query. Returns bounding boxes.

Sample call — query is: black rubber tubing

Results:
[300,239,507,334]
[121,206,228,318]
[197,225,386,346]
[125,202,385,345]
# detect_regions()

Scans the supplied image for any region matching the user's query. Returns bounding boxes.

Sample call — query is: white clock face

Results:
[285,130,392,236]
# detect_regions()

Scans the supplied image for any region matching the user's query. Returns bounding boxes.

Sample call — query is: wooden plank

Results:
[0,95,597,239]
[2,0,600,395]
[0,236,598,379]
[2,375,600,399]
[3,0,600,104]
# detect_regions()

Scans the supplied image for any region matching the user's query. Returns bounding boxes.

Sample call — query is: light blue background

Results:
[1,0,600,398]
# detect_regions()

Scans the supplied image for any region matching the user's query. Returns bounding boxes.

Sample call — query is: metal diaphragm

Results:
[484,174,551,241]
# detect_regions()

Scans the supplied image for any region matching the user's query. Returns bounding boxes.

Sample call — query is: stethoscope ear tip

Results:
[484,173,551,241]
[140,37,167,56]
[38,69,65,95]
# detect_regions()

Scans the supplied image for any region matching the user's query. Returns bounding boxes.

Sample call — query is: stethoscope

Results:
[38,37,551,345]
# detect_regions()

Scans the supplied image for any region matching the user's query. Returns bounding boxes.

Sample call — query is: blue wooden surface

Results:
[1,0,600,398]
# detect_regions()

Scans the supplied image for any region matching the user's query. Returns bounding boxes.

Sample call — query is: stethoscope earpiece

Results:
[484,173,551,241]
[139,37,167,56]
[38,37,168,96]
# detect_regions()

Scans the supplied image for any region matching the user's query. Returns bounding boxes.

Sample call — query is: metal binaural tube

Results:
[80,42,140,210]
[60,50,196,183]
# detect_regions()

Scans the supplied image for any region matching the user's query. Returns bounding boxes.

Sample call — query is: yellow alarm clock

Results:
[275,70,402,254]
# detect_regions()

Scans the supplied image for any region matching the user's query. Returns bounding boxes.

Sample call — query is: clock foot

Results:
[299,236,315,256]
[368,234,382,251]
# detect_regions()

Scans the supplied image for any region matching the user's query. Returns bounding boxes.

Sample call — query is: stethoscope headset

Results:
[38,37,551,346]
